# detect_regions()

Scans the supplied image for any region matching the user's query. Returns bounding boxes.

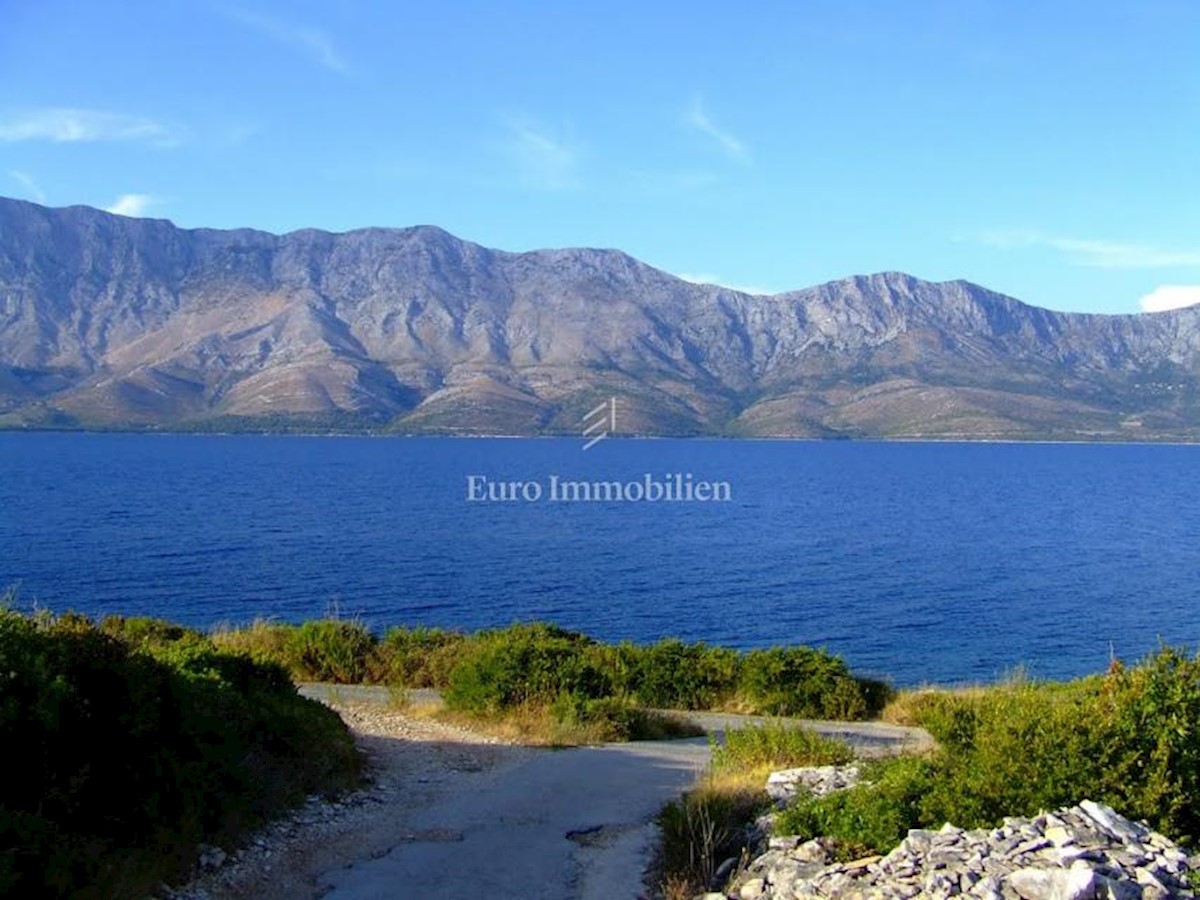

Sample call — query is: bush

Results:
[208,620,890,722]
[776,756,937,856]
[632,639,739,709]
[210,618,295,667]
[285,619,378,683]
[0,609,361,898]
[377,626,466,687]
[443,624,612,714]
[1093,650,1200,843]
[739,646,885,719]
[776,648,1200,853]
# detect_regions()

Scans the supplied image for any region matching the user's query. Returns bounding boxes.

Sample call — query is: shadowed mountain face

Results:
[3,196,1200,439]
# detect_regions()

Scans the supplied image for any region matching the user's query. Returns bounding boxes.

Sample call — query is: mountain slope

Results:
[2,197,1199,439]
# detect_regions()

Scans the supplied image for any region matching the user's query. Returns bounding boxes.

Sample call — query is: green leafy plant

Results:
[0,609,361,898]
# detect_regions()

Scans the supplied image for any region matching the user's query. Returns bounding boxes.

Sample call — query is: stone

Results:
[1094,877,1144,900]
[766,858,823,896]
[733,798,1196,900]
[1008,866,1096,900]
[768,835,802,851]
[1079,802,1146,844]
[765,766,861,808]
[739,877,765,899]
[712,856,740,888]
[1045,826,1076,848]
[791,839,832,864]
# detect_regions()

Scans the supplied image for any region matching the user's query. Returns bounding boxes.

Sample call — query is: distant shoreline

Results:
[3,426,1200,446]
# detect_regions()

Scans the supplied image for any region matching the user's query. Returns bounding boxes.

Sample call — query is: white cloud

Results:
[0,108,176,145]
[1139,285,1200,313]
[7,170,45,203]
[104,194,157,217]
[683,96,750,164]
[500,119,580,191]
[676,272,774,296]
[228,9,349,74]
[976,229,1200,269]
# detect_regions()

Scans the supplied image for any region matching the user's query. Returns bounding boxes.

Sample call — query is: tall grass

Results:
[711,721,854,773]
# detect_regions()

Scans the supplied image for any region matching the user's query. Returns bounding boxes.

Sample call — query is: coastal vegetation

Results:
[783,650,1200,850]
[659,648,1200,897]
[0,609,361,898]
[210,618,894,740]
[0,605,890,894]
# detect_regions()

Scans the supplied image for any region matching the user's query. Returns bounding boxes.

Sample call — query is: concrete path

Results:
[291,684,931,900]
[316,737,709,900]
[297,684,933,756]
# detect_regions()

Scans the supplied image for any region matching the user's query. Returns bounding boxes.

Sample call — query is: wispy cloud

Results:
[104,194,157,217]
[7,170,46,203]
[683,96,750,164]
[0,108,177,146]
[227,8,349,74]
[675,272,774,296]
[500,118,581,191]
[976,229,1200,269]
[1139,285,1200,313]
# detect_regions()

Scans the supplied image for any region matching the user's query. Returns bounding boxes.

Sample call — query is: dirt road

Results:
[171,686,928,900]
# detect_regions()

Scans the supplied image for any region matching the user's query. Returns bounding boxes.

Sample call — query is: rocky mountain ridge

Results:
[3,196,1199,439]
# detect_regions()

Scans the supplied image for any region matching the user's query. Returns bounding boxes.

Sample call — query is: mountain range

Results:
[2,196,1199,440]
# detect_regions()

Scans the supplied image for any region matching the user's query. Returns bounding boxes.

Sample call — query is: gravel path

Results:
[168,700,535,899]
[168,686,929,900]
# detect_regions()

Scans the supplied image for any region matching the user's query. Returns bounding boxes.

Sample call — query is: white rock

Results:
[1008,865,1096,900]
[1079,801,1145,843]
[738,877,765,899]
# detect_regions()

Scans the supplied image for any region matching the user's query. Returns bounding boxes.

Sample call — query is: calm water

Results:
[2,433,1198,686]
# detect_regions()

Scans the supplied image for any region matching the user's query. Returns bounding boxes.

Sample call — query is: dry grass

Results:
[879,685,986,725]
[654,772,765,897]
[210,617,292,661]
[653,723,855,897]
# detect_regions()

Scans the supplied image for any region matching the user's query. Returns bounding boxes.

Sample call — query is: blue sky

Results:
[1,1,1197,314]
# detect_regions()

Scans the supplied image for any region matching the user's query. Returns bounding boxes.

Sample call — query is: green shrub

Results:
[285,619,377,683]
[633,639,739,709]
[208,619,889,722]
[443,624,612,714]
[739,647,883,719]
[776,648,1200,853]
[776,756,937,855]
[711,722,853,773]
[0,609,361,898]
[1092,650,1200,843]
[377,626,466,687]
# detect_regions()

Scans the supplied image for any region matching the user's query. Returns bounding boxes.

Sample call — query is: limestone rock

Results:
[734,798,1196,900]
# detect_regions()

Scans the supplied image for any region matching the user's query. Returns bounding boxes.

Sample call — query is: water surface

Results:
[2,433,1197,685]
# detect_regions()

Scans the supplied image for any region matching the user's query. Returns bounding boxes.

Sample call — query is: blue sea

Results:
[2,433,1198,686]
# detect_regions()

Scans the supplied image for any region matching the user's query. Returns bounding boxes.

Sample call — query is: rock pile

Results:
[719,797,1197,900]
[765,766,862,808]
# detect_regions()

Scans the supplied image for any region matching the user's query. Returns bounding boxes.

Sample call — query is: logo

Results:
[581,397,617,451]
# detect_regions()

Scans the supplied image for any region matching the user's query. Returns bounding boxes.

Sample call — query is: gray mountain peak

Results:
[2,197,1198,439]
